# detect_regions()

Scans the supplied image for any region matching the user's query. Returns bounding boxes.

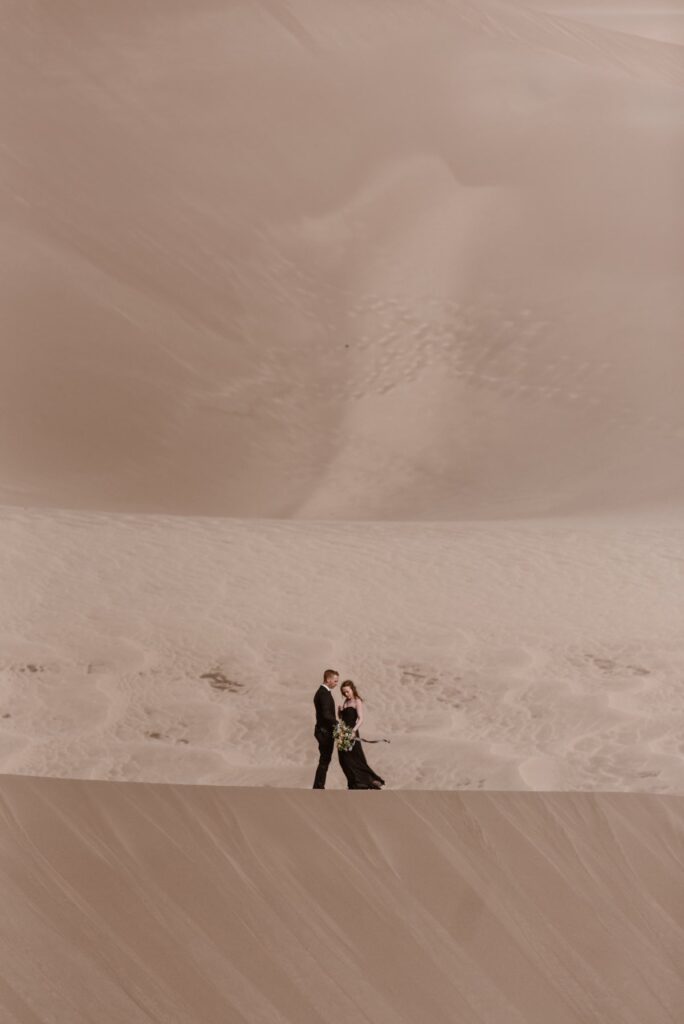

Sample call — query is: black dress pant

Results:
[313,728,334,789]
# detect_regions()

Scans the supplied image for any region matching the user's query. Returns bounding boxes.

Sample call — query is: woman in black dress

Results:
[337,680,385,790]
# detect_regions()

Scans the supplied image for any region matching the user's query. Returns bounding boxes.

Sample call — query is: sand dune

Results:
[1,776,682,1024]
[1,0,682,791]
[2,5,683,1020]
[1,506,682,791]
[522,2,684,47]
[1,0,682,517]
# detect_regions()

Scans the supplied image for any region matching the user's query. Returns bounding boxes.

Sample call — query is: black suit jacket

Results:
[313,685,337,735]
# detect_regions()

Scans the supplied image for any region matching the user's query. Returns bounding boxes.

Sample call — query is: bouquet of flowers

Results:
[333,721,356,752]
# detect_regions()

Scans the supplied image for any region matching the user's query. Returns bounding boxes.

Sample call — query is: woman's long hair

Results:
[341,679,362,701]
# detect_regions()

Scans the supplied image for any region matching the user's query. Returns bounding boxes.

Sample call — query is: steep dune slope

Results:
[1,777,682,1024]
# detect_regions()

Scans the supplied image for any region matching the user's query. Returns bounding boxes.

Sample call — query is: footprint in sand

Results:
[399,664,442,690]
[586,654,651,677]
[588,656,617,673]
[144,718,191,744]
[400,664,473,708]
[144,730,190,745]
[200,671,244,694]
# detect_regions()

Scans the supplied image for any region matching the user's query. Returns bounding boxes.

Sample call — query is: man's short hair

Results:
[323,669,339,683]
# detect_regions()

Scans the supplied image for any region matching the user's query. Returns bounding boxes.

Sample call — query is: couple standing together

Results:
[313,669,386,789]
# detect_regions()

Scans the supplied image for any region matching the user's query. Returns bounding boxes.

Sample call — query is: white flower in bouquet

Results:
[333,722,356,752]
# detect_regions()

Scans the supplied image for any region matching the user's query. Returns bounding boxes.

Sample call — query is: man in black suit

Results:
[313,668,339,788]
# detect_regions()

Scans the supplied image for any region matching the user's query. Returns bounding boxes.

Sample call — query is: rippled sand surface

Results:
[1,508,683,792]
[2,1,683,1021]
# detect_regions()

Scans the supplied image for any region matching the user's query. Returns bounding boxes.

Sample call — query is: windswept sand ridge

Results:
[519,2,684,47]
[477,0,684,82]
[1,0,682,517]
[1,506,682,791]
[0,776,682,1024]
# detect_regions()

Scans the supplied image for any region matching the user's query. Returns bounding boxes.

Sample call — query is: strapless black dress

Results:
[338,706,385,790]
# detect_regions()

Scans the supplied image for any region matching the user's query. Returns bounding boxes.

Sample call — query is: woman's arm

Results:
[354,698,364,732]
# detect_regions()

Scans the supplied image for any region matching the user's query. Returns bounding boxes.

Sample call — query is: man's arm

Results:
[315,689,337,730]
[325,693,338,729]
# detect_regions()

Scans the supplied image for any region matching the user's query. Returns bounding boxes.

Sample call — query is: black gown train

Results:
[338,705,385,790]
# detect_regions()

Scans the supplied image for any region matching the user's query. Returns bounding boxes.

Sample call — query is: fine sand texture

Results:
[0,506,682,791]
[1,776,682,1024]
[1,0,682,519]
[2,2,683,1022]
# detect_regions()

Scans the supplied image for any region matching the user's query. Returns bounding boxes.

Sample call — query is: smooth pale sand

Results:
[2,0,684,1021]
[1,777,683,1024]
[1,0,683,519]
